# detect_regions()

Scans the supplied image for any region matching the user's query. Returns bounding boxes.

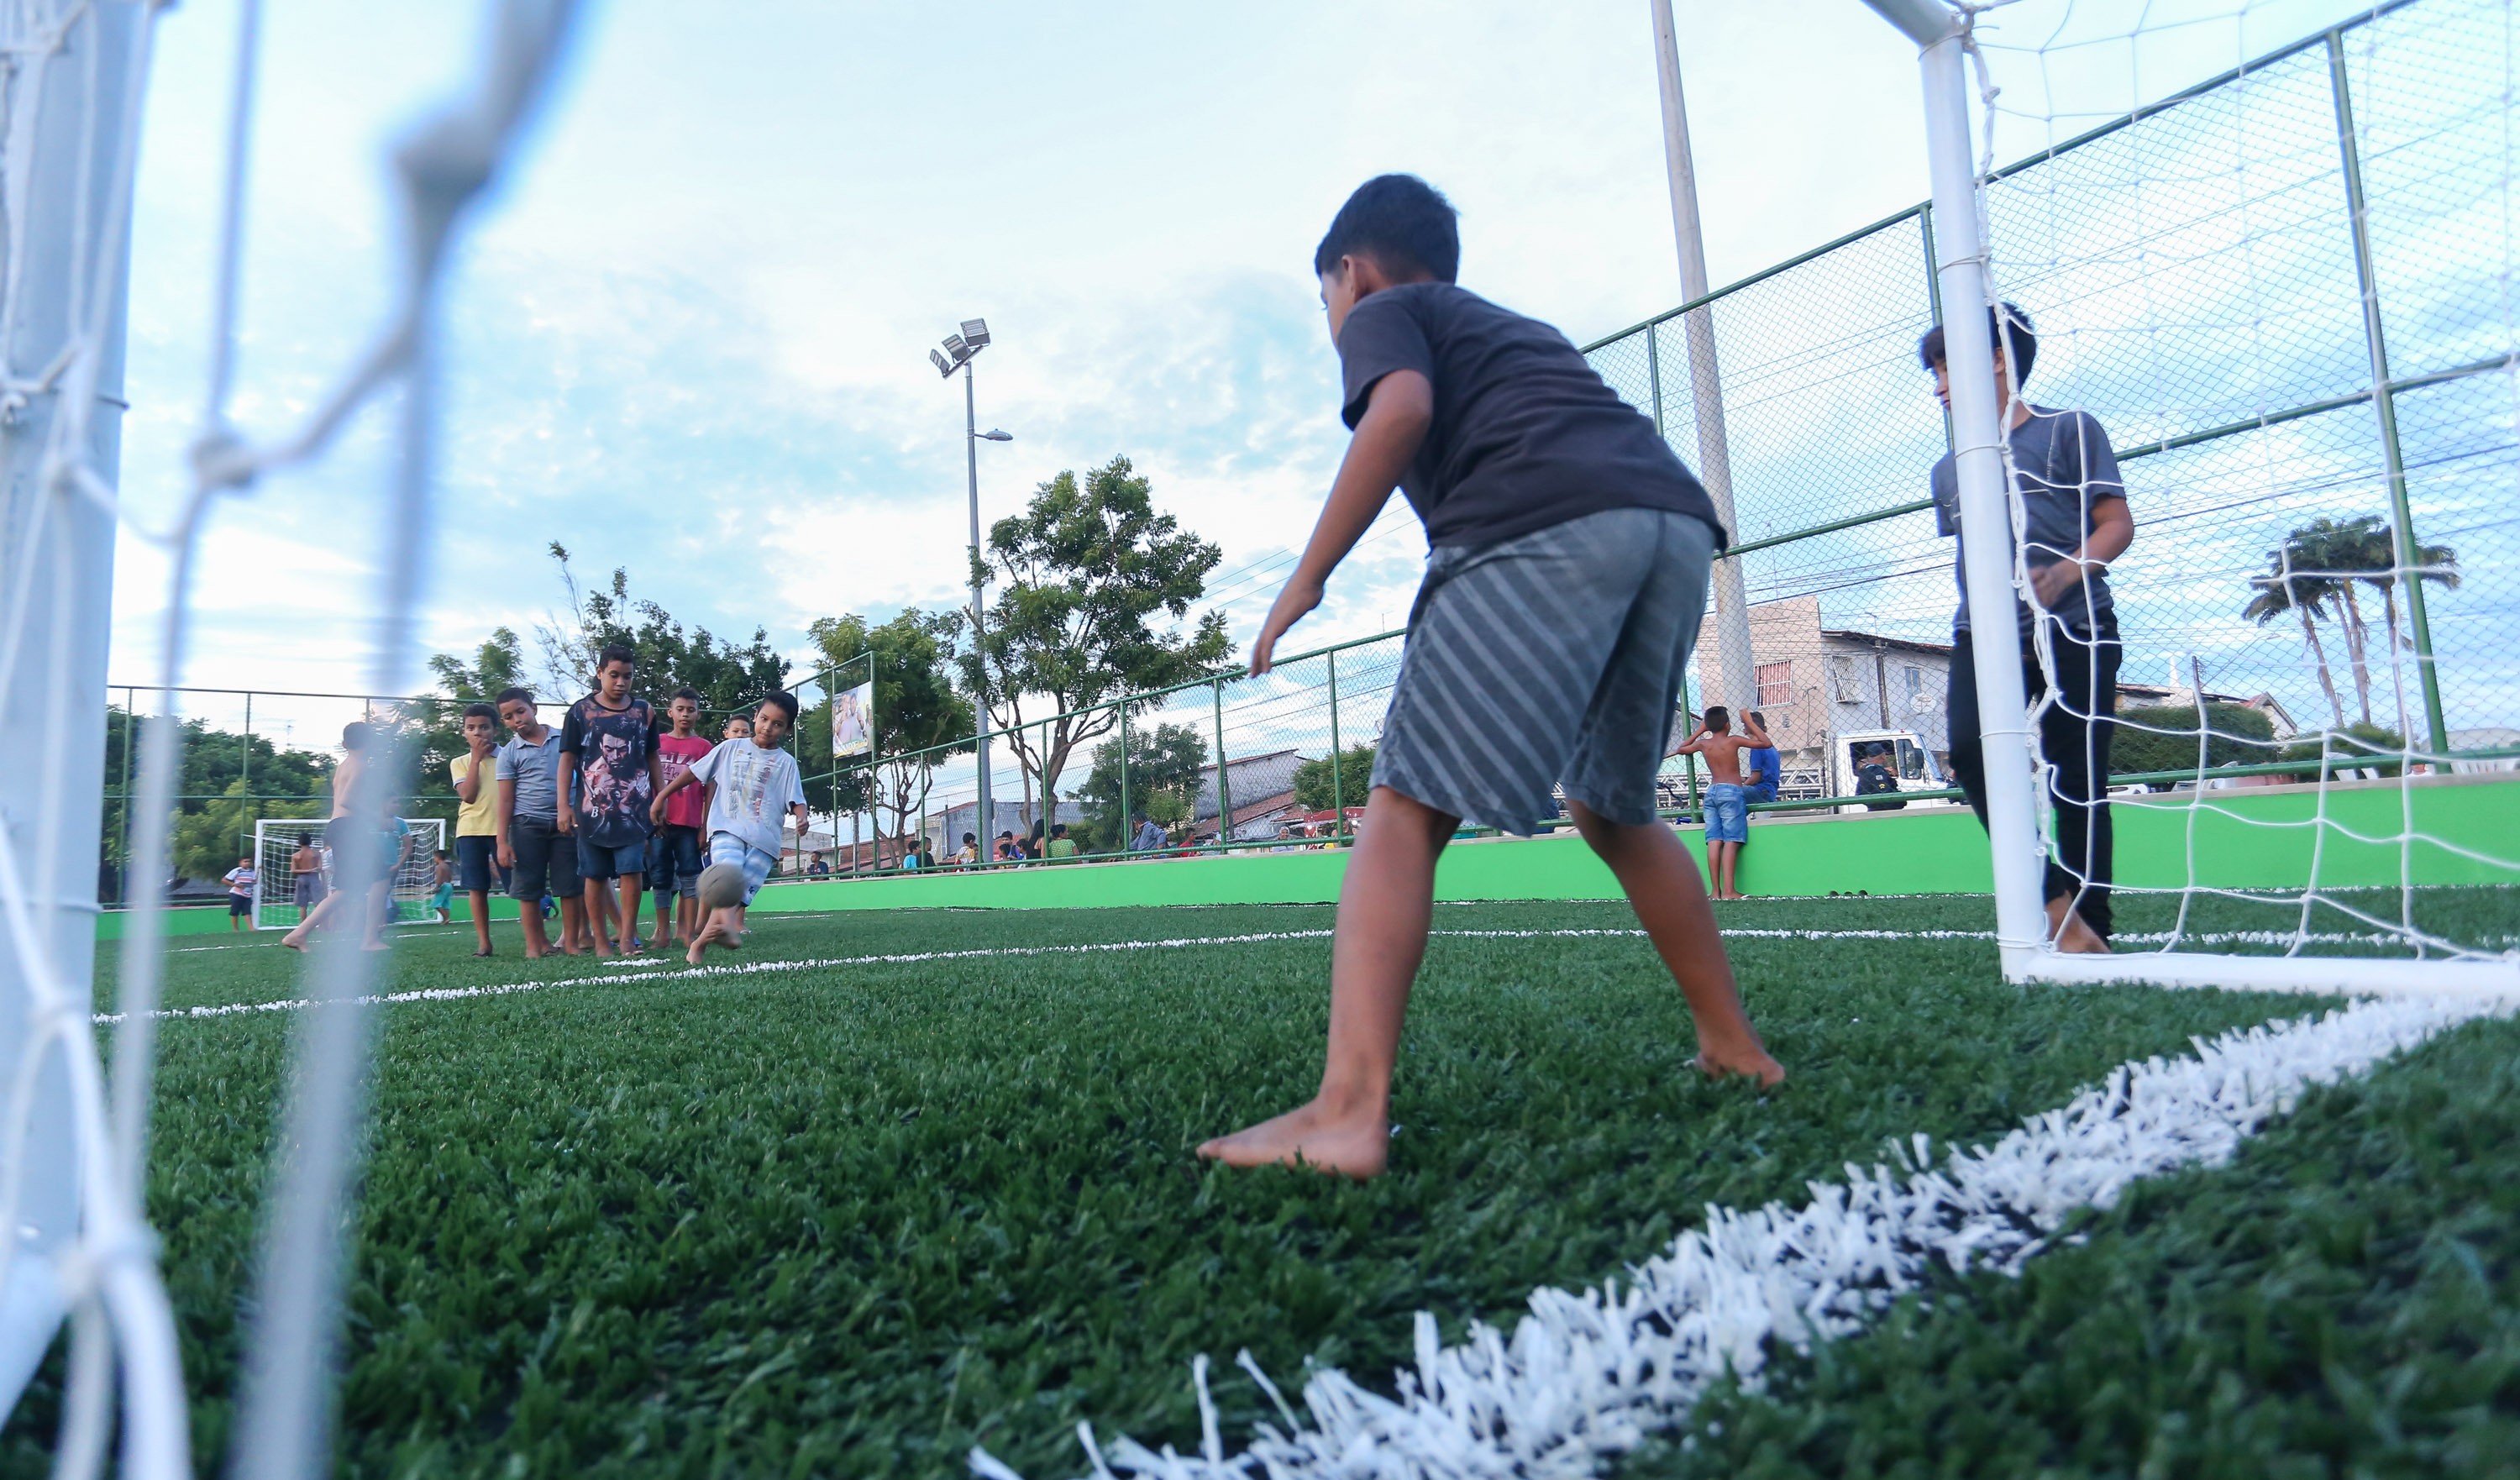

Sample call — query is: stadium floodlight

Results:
[937,318,1005,842]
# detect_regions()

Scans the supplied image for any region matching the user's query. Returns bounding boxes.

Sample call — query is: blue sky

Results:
[108,0,2382,725]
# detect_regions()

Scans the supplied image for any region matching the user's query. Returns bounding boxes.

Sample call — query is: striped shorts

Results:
[1373,506,1715,835]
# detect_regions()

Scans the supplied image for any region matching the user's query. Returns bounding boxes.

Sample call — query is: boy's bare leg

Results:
[559,897,588,955]
[1199,785,1455,1178]
[2046,896,2110,954]
[676,895,696,946]
[1570,800,1782,1084]
[469,890,493,953]
[281,891,339,951]
[618,878,647,949]
[584,879,621,956]
[518,895,549,959]
[1720,839,1743,900]
[685,901,746,964]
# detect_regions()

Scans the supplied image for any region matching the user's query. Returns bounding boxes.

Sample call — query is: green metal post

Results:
[2327,30,2449,754]
[1919,204,1955,455]
[1644,314,1667,438]
[1212,680,1232,849]
[1118,705,1131,853]
[119,687,134,905]
[1326,650,1343,838]
[1675,666,1702,815]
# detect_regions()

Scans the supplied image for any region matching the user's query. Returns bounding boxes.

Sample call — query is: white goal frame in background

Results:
[1859,0,2518,1000]
[251,818,448,932]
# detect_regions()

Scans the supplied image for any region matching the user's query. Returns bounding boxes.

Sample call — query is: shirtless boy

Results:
[1673,706,1772,900]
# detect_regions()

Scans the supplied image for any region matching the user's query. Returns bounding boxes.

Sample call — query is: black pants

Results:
[1946,623,2120,939]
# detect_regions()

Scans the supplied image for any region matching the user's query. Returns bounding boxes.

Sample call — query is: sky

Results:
[104,0,2392,738]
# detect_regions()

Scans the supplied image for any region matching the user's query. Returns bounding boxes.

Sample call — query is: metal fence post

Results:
[1118,704,1131,852]
[1212,679,1232,848]
[1326,650,1343,836]
[2326,29,2450,755]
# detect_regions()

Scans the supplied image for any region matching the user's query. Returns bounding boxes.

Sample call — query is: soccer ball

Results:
[696,863,748,912]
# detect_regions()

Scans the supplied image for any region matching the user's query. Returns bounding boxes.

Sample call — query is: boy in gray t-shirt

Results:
[1922,302,2134,954]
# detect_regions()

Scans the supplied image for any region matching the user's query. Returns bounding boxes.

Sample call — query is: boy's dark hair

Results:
[759,690,800,723]
[342,722,371,750]
[962,832,976,844]
[671,686,702,706]
[495,685,534,709]
[462,701,496,723]
[1314,174,1460,284]
[1704,706,1731,732]
[1748,710,1767,729]
[1919,302,2037,386]
[596,643,636,671]
[1051,823,1068,837]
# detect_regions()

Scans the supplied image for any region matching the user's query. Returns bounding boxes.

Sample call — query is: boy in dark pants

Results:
[1923,303,2133,953]
[1200,175,1781,1178]
[558,644,661,956]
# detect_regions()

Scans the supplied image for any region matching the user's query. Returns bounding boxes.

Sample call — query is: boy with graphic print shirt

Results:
[557,643,660,957]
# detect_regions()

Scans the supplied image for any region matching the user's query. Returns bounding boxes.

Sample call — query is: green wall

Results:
[100,776,2517,936]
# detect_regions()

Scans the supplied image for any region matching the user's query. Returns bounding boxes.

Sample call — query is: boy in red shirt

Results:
[647,687,712,947]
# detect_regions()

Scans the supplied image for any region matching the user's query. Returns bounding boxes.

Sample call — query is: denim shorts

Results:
[648,824,704,899]
[1373,506,1716,835]
[507,816,579,901]
[708,832,776,905]
[575,836,648,882]
[454,834,499,893]
[1702,782,1749,844]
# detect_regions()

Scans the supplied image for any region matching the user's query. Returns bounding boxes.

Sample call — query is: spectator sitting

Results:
[1854,743,1905,811]
[994,829,1021,863]
[1043,822,1079,859]
[1128,812,1167,852]
[955,832,979,866]
[807,852,832,876]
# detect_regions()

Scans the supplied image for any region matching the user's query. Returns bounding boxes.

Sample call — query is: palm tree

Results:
[2243,533,2348,730]
[2325,515,2459,734]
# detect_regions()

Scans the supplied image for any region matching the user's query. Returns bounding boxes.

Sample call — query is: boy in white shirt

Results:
[652,692,807,965]
[223,857,256,932]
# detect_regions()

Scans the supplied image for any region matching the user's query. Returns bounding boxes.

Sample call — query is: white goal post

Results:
[1858,0,2519,1000]
[251,818,448,932]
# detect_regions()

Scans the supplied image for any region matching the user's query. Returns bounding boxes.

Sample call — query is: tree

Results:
[802,609,974,852]
[2109,703,2277,788]
[172,779,324,886]
[534,543,789,713]
[957,456,1231,833]
[2242,527,2349,730]
[1292,743,1376,811]
[101,709,333,894]
[2241,517,2459,736]
[1069,722,1207,851]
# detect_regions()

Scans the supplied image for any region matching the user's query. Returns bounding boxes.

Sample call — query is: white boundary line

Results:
[97,926,2519,1026]
[969,992,2513,1480]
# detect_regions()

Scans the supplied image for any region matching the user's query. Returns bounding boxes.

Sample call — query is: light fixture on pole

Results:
[934,318,1007,847]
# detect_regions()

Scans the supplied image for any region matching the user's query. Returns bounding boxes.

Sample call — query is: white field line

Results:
[99,926,2513,1026]
[969,993,2512,1480]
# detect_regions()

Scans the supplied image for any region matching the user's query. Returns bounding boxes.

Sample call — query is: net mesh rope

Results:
[1951,0,2519,968]
[0,2,581,1475]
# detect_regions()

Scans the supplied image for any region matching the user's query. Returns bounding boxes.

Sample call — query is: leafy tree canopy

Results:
[958,456,1230,824]
[1069,722,1207,850]
[2111,704,2277,788]
[796,609,974,827]
[1292,743,1377,812]
[535,543,789,713]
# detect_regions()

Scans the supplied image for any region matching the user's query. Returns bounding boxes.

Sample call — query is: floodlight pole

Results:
[963,359,992,844]
[1861,0,2049,976]
[1648,0,1757,716]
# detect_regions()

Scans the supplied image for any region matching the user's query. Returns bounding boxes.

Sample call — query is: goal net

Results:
[252,819,449,932]
[0,2,581,1476]
[1861,0,2519,994]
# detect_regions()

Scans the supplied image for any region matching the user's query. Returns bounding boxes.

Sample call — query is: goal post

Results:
[1860,0,2520,1000]
[251,818,449,932]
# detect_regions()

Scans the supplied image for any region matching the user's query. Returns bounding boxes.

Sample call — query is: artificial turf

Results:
[5,890,2512,1477]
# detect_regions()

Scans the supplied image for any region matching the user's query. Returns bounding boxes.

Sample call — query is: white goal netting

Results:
[251,818,447,932]
[1858,0,2519,994]
[0,2,580,1477]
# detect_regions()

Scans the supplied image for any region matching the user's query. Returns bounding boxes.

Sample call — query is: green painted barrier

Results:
[98,775,2516,936]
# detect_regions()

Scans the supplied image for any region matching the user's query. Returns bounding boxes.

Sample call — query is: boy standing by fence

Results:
[558,644,661,957]
[1200,175,1781,1178]
[1673,706,1772,900]
[451,701,501,956]
[223,856,255,932]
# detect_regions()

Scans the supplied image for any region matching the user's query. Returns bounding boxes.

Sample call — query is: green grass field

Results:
[8,890,2516,1477]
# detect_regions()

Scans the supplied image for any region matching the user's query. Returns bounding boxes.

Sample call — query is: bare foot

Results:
[1693,1047,1787,1088]
[1197,1098,1389,1178]
[280,934,308,953]
[685,921,722,966]
[2047,898,2111,954]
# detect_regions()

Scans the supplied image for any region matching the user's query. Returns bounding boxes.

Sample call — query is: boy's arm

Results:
[453,756,482,805]
[2030,495,2133,608]
[1249,370,1434,676]
[496,777,517,867]
[1743,713,1773,748]
[649,764,698,823]
[554,752,579,832]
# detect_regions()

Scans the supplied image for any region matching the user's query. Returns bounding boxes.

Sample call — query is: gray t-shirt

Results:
[690,738,805,858]
[494,729,566,821]
[1931,405,2124,638]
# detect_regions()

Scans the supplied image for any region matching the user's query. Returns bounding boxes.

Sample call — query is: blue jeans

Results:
[648,824,704,899]
[1702,783,1748,844]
